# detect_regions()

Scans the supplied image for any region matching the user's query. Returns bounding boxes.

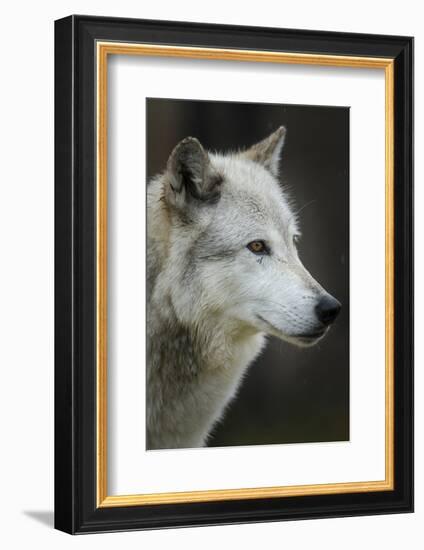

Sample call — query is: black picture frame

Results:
[55,15,413,534]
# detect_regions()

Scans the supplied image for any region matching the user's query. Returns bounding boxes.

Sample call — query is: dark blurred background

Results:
[147,98,349,446]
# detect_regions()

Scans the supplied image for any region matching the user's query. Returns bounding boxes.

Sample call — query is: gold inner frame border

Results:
[96,42,395,508]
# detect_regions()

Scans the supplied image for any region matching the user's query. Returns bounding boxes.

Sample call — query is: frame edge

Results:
[54,14,77,535]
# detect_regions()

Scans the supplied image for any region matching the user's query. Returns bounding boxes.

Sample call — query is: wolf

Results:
[146,127,341,450]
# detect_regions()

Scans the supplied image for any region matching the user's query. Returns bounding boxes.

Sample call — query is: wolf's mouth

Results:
[255,314,282,334]
[256,314,327,342]
[292,329,327,343]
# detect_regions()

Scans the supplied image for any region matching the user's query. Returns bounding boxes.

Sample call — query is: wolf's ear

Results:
[165,137,222,211]
[241,126,286,177]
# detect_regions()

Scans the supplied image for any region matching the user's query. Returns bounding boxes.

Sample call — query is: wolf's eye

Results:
[247,240,269,255]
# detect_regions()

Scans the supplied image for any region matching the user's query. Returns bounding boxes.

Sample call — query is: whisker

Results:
[289,199,316,224]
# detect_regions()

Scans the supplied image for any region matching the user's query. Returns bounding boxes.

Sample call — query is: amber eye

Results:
[247,240,269,255]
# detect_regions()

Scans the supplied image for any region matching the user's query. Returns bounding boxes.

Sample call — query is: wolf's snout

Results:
[315,295,341,326]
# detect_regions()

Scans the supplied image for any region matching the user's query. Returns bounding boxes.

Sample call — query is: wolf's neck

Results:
[146,301,264,449]
[148,292,258,371]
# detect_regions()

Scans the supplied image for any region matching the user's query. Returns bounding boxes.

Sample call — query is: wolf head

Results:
[158,127,341,347]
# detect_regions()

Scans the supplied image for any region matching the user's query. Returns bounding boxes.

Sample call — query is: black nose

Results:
[315,295,341,325]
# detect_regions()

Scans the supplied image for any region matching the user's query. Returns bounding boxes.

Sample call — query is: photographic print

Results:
[146,98,349,450]
[55,17,413,533]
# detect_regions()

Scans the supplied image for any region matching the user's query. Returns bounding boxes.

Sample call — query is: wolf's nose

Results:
[315,295,341,325]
